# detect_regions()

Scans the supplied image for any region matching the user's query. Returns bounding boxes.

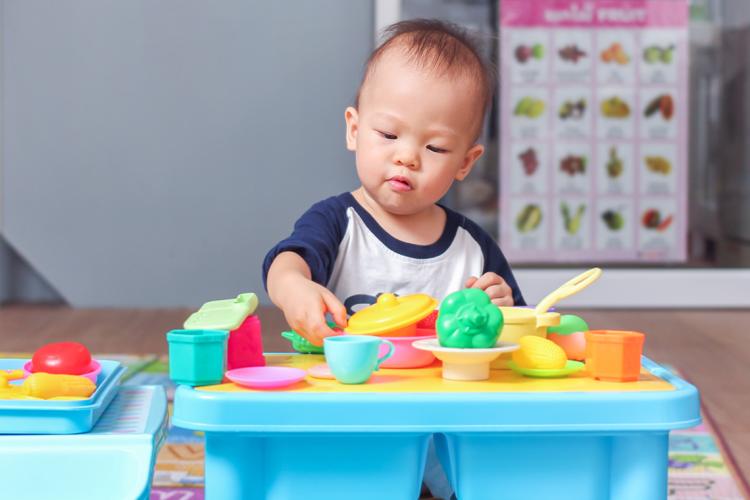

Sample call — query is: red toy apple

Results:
[31,342,93,375]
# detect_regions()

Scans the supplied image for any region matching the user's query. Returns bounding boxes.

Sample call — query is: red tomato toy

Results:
[31,342,93,375]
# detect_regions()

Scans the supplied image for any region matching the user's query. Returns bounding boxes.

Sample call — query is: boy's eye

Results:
[378,130,397,140]
[427,145,449,154]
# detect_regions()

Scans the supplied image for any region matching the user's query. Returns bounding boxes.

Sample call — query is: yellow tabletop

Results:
[197,354,675,394]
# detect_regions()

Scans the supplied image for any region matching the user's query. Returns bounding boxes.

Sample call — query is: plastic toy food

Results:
[22,373,96,399]
[31,342,94,375]
[601,97,630,118]
[600,42,629,64]
[512,336,567,370]
[644,95,674,120]
[0,370,95,400]
[184,292,265,370]
[23,359,101,384]
[547,314,590,361]
[416,310,438,329]
[437,289,504,348]
[516,204,542,233]
[281,322,343,354]
[513,97,545,118]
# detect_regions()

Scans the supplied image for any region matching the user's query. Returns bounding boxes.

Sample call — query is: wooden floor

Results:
[2,304,748,484]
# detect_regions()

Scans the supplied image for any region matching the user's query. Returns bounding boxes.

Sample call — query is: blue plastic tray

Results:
[0,358,125,434]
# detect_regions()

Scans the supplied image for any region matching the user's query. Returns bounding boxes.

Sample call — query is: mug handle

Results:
[374,339,395,371]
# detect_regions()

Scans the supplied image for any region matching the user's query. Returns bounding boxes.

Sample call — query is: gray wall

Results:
[1,1,371,307]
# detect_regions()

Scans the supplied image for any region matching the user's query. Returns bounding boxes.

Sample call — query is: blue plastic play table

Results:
[172,355,700,500]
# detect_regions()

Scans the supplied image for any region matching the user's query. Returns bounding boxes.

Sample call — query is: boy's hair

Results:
[356,19,496,128]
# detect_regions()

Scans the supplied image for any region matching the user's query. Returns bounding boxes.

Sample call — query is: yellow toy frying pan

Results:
[534,268,603,315]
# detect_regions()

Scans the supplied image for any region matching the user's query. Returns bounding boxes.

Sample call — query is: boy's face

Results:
[345,48,485,216]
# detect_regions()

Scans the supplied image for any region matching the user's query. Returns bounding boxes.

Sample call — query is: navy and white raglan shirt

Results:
[262,192,525,315]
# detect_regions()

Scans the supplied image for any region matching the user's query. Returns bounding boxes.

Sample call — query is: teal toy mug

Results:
[324,335,394,384]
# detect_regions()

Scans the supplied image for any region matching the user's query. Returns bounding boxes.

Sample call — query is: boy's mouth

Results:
[387,175,413,192]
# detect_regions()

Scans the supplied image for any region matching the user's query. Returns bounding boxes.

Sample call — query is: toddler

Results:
[263,18,525,345]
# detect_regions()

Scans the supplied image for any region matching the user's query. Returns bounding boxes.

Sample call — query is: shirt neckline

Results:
[343,192,459,259]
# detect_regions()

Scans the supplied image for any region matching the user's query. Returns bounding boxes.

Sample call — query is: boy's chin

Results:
[376,196,433,216]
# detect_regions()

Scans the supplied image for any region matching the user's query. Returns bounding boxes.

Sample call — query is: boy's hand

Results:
[278,276,348,347]
[465,273,514,307]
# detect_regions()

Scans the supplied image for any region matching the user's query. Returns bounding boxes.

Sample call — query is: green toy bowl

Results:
[508,360,585,378]
[281,331,324,354]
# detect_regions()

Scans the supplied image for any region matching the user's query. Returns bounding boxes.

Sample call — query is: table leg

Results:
[204,432,430,500]
[610,433,669,500]
[441,432,669,500]
[205,433,263,500]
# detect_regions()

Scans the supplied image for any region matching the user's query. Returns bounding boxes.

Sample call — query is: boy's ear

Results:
[345,107,359,151]
[455,144,485,181]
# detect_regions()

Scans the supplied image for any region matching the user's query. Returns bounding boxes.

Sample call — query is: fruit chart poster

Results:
[499,0,688,262]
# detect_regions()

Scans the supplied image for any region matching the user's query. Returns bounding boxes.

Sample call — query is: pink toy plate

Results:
[307,363,335,380]
[23,359,102,384]
[225,366,307,389]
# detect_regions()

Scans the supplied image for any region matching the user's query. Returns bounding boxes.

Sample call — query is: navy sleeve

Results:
[458,216,526,306]
[262,196,348,290]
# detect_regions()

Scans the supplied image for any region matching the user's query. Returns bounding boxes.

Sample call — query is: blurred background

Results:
[1,0,748,308]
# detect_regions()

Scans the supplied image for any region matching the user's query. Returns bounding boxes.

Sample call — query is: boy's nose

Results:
[393,149,418,169]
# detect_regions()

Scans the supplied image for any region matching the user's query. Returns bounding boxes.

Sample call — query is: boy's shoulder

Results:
[440,204,496,248]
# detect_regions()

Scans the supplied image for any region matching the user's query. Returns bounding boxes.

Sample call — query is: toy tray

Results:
[0,358,125,434]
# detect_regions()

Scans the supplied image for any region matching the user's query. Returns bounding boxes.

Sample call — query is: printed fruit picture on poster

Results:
[601,96,631,118]
[518,147,539,176]
[516,204,543,234]
[606,147,625,178]
[601,42,630,65]
[514,96,546,118]
[559,44,586,63]
[515,43,545,64]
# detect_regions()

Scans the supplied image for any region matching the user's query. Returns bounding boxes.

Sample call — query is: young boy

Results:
[263,19,525,347]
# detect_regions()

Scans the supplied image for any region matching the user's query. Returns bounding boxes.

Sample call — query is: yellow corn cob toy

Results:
[21,373,95,399]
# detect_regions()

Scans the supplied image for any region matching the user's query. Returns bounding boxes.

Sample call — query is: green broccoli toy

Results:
[437,289,504,348]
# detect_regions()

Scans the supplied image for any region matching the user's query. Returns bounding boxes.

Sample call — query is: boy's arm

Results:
[262,197,349,345]
[266,251,312,304]
[266,251,347,346]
